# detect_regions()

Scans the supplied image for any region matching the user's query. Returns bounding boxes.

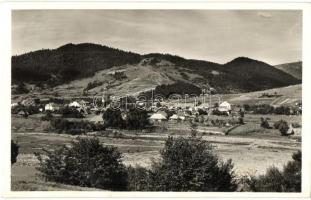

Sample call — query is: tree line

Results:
[32,136,301,192]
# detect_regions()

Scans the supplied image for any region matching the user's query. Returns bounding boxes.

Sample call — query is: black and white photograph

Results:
[1,2,311,197]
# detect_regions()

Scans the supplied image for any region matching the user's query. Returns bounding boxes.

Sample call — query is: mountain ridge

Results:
[274,61,302,80]
[11,43,301,95]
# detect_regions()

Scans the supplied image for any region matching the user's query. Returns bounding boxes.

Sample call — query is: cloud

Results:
[257,12,272,18]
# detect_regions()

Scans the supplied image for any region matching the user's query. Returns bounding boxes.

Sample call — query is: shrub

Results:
[260,117,271,129]
[35,137,128,190]
[243,104,250,111]
[282,150,301,192]
[212,109,229,116]
[127,166,150,191]
[61,106,84,118]
[274,106,291,115]
[251,104,274,115]
[11,140,19,165]
[12,82,29,94]
[125,109,150,130]
[147,136,237,191]
[41,111,53,121]
[102,108,124,128]
[102,108,150,130]
[84,80,104,91]
[238,117,244,125]
[245,150,301,192]
[50,118,105,134]
[291,122,301,128]
[274,120,289,136]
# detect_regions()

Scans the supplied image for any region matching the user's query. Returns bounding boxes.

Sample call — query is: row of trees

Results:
[102,108,150,130]
[140,81,202,99]
[49,118,105,135]
[35,136,236,191]
[244,104,300,115]
[34,136,301,192]
[243,150,301,192]
[261,119,297,136]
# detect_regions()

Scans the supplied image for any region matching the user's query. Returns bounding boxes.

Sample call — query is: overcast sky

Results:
[12,10,302,65]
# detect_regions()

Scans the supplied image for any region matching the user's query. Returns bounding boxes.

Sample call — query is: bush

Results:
[60,106,84,118]
[147,136,237,191]
[127,166,150,191]
[102,108,150,130]
[246,150,301,192]
[84,80,104,91]
[243,104,250,111]
[274,120,289,136]
[50,118,105,134]
[102,108,124,128]
[35,137,128,190]
[125,109,150,130]
[41,111,53,121]
[12,82,29,94]
[260,117,271,129]
[11,140,19,165]
[212,109,229,116]
[274,106,291,115]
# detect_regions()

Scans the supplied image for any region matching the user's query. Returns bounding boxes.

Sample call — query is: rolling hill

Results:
[274,61,302,80]
[11,43,301,96]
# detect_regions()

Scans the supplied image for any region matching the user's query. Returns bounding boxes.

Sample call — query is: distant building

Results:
[69,101,81,108]
[11,102,18,108]
[45,103,55,112]
[169,114,185,121]
[150,113,167,122]
[17,110,27,117]
[218,101,231,112]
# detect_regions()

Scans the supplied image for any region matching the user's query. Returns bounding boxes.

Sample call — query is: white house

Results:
[218,101,231,112]
[170,114,185,121]
[11,102,18,108]
[150,113,167,122]
[45,103,55,112]
[69,101,81,108]
[169,114,179,120]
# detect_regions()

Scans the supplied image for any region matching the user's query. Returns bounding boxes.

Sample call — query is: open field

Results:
[12,113,301,191]
[11,106,301,191]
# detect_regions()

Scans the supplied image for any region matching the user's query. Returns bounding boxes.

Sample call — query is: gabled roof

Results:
[150,113,167,120]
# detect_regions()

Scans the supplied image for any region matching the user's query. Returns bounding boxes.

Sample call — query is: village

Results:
[10,88,302,191]
[11,89,302,133]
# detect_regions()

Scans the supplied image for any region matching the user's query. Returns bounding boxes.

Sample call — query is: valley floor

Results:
[11,124,300,191]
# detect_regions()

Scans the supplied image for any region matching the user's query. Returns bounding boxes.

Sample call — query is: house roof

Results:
[150,113,167,120]
[170,114,179,119]
[69,101,81,107]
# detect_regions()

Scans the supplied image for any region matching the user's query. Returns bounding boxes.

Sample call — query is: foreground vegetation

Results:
[32,136,301,192]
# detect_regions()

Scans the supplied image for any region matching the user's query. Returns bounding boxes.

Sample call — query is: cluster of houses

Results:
[11,95,233,123]
[149,101,232,122]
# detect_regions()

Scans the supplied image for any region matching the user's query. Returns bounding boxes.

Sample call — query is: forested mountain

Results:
[12,43,141,86]
[12,43,301,94]
[274,61,302,80]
